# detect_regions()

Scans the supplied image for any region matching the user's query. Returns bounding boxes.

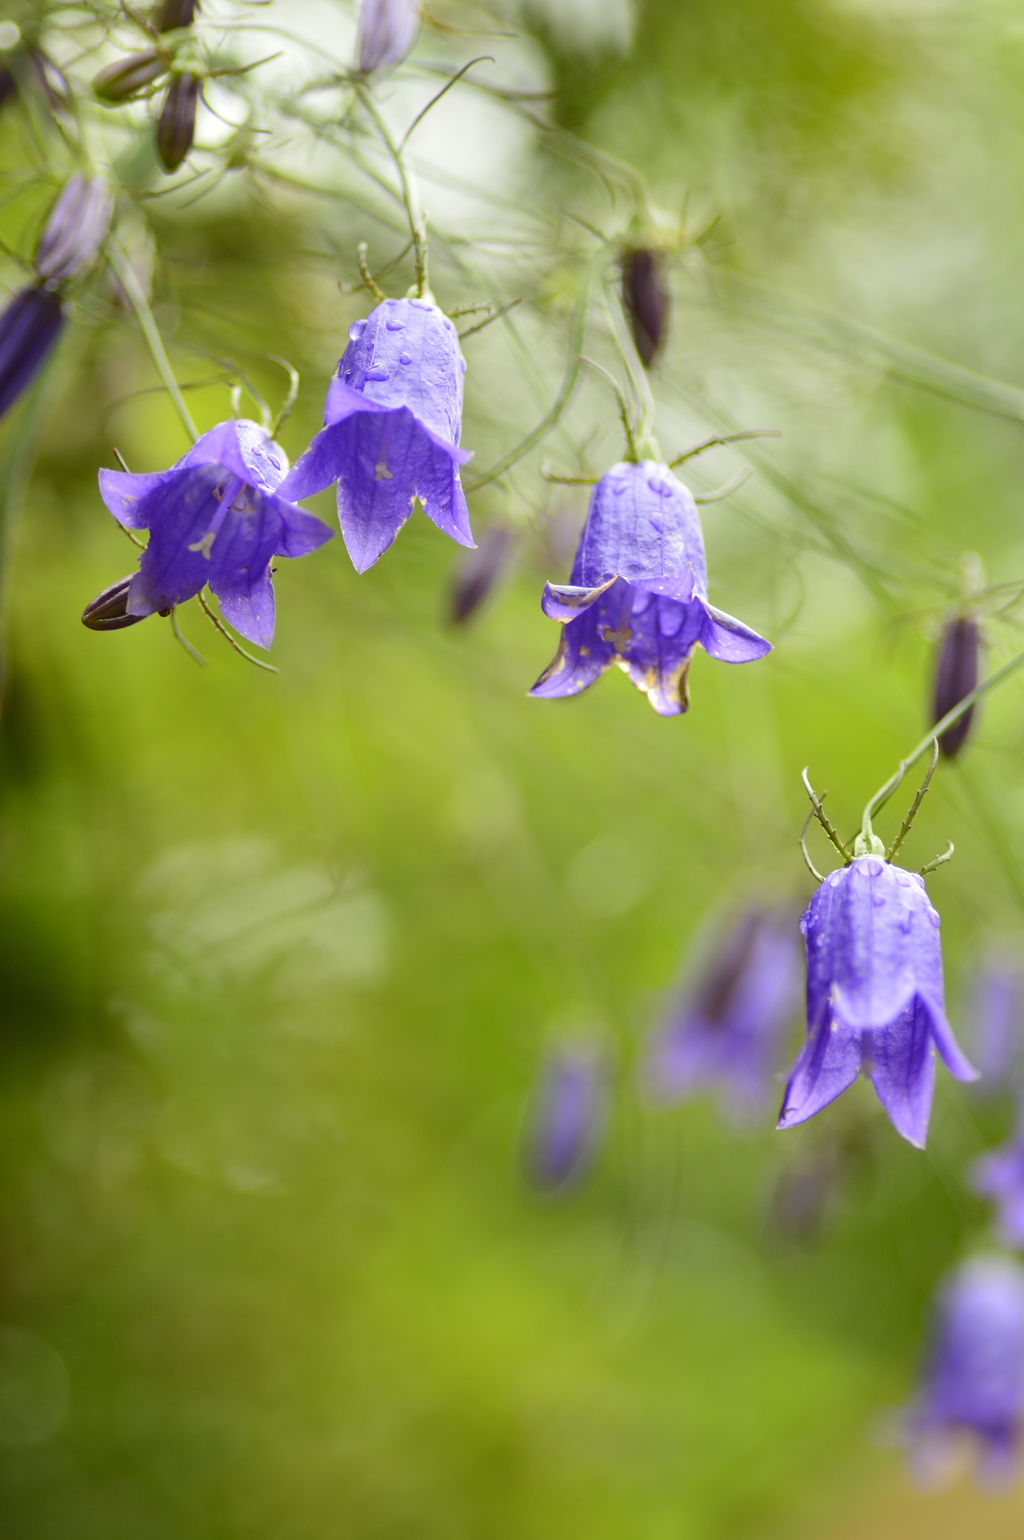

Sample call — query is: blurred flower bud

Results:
[522,1045,606,1192]
[1,46,70,115]
[967,956,1024,1093]
[0,287,64,421]
[82,576,155,631]
[93,50,167,105]
[621,248,670,369]
[932,615,980,758]
[156,73,200,172]
[448,525,513,624]
[153,0,200,30]
[35,175,113,286]
[357,0,420,76]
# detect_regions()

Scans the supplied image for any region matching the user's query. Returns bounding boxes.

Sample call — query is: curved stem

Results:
[107,237,198,445]
[356,85,428,296]
[861,641,1024,836]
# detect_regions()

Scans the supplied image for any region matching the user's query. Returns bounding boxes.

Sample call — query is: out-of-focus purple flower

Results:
[523,1045,606,1191]
[279,297,473,572]
[778,857,977,1148]
[933,615,980,758]
[971,1126,1024,1247]
[154,0,201,30]
[903,1255,1024,1485]
[0,287,64,420]
[36,174,113,285]
[529,461,770,716]
[645,906,800,1112]
[156,73,200,172]
[98,419,334,647]
[622,249,670,368]
[0,47,71,116]
[356,0,420,75]
[968,958,1023,1092]
[449,524,513,624]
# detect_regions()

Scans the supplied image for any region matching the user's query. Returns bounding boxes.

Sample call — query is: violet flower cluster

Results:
[903,1255,1024,1484]
[778,856,977,1148]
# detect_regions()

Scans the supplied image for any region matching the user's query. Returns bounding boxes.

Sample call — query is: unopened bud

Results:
[153,0,200,30]
[36,174,113,285]
[357,0,420,76]
[0,286,64,422]
[156,73,199,172]
[932,615,980,758]
[448,525,513,624]
[522,1045,606,1192]
[621,248,670,369]
[93,50,167,104]
[81,576,148,631]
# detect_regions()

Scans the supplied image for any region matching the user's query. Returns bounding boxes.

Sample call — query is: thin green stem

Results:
[861,642,1024,837]
[356,85,428,296]
[107,237,198,445]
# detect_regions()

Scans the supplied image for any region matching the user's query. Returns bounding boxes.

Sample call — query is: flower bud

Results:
[153,0,200,30]
[156,73,199,172]
[0,286,64,422]
[522,1045,606,1192]
[448,525,513,624]
[932,615,980,758]
[621,248,670,368]
[35,174,113,286]
[357,0,420,76]
[93,50,167,104]
[82,576,161,631]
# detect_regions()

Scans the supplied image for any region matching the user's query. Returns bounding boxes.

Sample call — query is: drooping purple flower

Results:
[356,0,420,75]
[903,1255,1024,1484]
[968,957,1024,1092]
[35,174,113,285]
[778,856,977,1148]
[971,1125,1024,1247]
[0,287,64,420]
[645,906,800,1113]
[98,419,334,647]
[621,249,670,368]
[932,615,980,758]
[530,461,770,715]
[279,297,473,572]
[523,1045,606,1191]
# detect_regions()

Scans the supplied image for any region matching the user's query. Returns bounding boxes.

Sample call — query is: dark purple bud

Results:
[903,1256,1024,1484]
[0,287,64,421]
[35,175,113,286]
[156,74,199,172]
[448,525,513,624]
[932,615,980,758]
[621,248,670,369]
[93,50,167,104]
[522,1046,606,1192]
[357,0,420,75]
[0,64,15,111]
[153,0,200,30]
[82,576,150,631]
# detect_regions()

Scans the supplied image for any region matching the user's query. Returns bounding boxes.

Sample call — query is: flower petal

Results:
[777,1016,863,1130]
[99,466,176,529]
[865,999,937,1148]
[540,578,616,622]
[180,418,288,493]
[571,461,706,598]
[126,464,229,615]
[529,599,614,700]
[700,602,773,662]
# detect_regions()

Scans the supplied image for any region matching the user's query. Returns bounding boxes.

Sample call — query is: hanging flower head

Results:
[903,1255,1024,1485]
[971,1125,1024,1247]
[279,297,474,573]
[356,0,420,76]
[98,419,334,647]
[645,905,800,1113]
[778,856,977,1147]
[530,461,769,715]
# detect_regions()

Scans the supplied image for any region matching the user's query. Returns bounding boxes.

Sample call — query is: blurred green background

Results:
[5,0,1024,1535]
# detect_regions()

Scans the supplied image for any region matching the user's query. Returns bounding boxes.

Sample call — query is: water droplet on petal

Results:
[385,317,406,332]
[348,319,366,342]
[894,869,913,886]
[648,476,672,496]
[409,298,433,310]
[928,909,941,928]
[649,516,664,534]
[608,479,627,496]
[399,352,412,365]
[827,870,844,887]
[896,905,913,932]
[365,366,389,382]
[871,888,887,906]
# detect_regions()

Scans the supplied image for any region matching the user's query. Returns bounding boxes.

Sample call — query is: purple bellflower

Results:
[971,1126,1024,1247]
[778,857,977,1148]
[356,0,420,75]
[968,957,1024,1092]
[523,1045,606,1192]
[903,1255,1024,1485]
[646,906,800,1113]
[279,297,473,573]
[98,419,334,646]
[530,461,770,715]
